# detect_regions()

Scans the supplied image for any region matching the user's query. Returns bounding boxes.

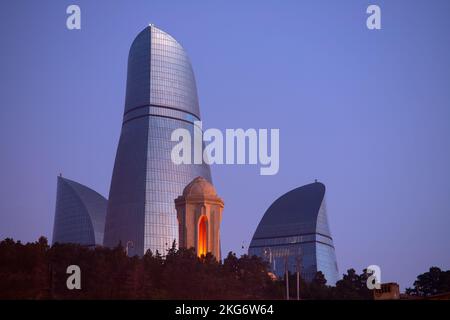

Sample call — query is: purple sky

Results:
[1,0,449,290]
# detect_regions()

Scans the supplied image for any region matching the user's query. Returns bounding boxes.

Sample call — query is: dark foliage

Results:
[283,268,372,300]
[405,267,450,297]
[0,237,282,299]
[3,237,442,299]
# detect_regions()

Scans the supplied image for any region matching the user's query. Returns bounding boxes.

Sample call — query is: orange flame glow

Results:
[198,216,207,257]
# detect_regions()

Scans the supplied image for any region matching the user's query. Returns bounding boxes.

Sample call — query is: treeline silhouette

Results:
[2,237,446,299]
[0,237,281,299]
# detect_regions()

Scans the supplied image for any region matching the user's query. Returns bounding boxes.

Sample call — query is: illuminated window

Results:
[198,215,207,257]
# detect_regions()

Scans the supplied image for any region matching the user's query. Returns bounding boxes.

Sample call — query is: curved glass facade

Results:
[104,26,211,256]
[248,182,339,285]
[52,176,107,246]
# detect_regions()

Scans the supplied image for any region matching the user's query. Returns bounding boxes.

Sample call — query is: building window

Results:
[198,215,208,257]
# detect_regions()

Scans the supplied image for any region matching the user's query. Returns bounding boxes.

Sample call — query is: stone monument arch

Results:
[175,176,224,260]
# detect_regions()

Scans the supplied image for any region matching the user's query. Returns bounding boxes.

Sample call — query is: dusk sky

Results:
[1,0,449,289]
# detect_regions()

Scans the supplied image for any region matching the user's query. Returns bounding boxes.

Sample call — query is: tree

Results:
[406,267,450,297]
[309,271,330,299]
[10,237,450,300]
[333,269,371,299]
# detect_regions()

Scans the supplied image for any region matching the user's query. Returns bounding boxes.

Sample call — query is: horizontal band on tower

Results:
[123,104,200,122]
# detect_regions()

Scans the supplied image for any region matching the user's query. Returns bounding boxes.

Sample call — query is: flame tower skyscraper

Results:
[104,25,212,256]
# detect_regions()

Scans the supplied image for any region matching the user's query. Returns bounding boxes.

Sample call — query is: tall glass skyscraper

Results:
[52,176,107,247]
[104,25,212,256]
[248,182,339,285]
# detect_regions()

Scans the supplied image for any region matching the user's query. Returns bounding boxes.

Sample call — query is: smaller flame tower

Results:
[175,177,224,260]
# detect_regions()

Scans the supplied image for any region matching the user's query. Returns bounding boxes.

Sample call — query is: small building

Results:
[373,283,400,300]
[175,177,224,260]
